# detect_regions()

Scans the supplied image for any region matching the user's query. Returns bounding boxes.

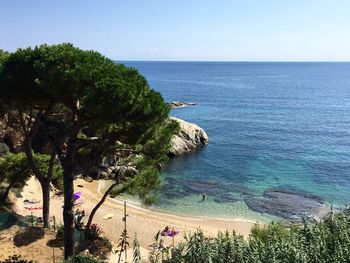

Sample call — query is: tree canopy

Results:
[0,152,61,203]
[0,43,177,161]
[0,153,31,203]
[0,49,9,68]
[0,43,177,258]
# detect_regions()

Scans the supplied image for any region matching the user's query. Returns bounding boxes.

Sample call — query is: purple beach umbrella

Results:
[73,192,82,201]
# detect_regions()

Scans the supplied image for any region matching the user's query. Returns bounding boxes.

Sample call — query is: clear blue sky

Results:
[1,0,350,61]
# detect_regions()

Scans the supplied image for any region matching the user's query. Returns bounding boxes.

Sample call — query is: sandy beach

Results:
[8,176,257,261]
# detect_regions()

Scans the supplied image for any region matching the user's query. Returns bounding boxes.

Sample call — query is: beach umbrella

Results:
[25,207,42,211]
[73,192,82,201]
[161,226,180,247]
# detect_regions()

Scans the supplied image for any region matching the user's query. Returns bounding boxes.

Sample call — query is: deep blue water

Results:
[123,62,350,219]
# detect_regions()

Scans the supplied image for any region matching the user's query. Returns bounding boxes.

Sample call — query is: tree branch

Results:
[18,110,29,138]
[85,181,119,230]
[18,109,46,183]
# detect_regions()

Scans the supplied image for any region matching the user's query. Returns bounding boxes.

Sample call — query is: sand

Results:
[0,225,64,262]
[5,176,257,262]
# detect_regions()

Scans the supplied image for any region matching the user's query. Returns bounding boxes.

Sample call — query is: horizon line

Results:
[115,60,350,63]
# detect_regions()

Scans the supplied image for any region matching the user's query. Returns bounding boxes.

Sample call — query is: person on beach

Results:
[201,193,207,202]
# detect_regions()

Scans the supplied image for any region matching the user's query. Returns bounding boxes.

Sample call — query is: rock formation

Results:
[168,117,208,156]
[167,101,196,109]
[0,111,25,153]
[244,187,326,220]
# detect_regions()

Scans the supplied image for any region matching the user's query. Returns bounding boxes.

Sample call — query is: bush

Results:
[86,237,112,259]
[56,224,64,241]
[63,255,99,263]
[85,224,103,240]
[166,209,350,263]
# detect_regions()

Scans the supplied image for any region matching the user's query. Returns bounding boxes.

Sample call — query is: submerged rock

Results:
[169,117,208,156]
[213,193,241,203]
[244,187,326,220]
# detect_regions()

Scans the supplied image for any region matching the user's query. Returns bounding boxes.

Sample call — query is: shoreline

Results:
[96,179,258,224]
[3,176,258,261]
[8,176,257,258]
[80,178,257,239]
[83,179,257,237]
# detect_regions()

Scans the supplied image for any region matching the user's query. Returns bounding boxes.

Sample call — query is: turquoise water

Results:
[122,62,350,220]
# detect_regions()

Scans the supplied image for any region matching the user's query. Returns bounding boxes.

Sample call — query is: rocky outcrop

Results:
[88,164,138,180]
[167,101,196,109]
[0,111,25,153]
[169,117,208,156]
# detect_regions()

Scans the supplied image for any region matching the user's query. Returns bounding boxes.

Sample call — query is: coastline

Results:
[96,179,258,225]
[12,177,257,250]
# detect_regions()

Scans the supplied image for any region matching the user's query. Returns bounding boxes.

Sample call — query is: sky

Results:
[1,0,350,61]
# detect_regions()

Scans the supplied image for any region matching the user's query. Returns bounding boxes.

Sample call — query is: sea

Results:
[120,61,350,221]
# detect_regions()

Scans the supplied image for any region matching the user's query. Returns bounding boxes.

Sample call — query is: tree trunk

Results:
[42,150,55,228]
[1,179,16,203]
[63,122,80,260]
[86,182,118,231]
[41,180,50,228]
[63,167,75,259]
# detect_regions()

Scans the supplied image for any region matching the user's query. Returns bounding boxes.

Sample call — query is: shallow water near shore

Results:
[118,61,350,220]
[99,180,274,222]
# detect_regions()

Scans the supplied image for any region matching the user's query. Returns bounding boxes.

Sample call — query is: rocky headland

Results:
[0,112,209,181]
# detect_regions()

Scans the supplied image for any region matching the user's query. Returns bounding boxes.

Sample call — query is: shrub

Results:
[56,224,64,241]
[63,255,99,263]
[86,237,112,259]
[0,255,34,263]
[166,209,350,263]
[133,234,142,263]
[85,224,103,240]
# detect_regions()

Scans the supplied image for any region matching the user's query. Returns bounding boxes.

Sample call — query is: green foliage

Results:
[0,153,31,202]
[0,143,9,156]
[0,255,34,263]
[142,194,159,206]
[0,43,173,146]
[0,152,62,203]
[116,229,130,263]
[33,153,63,190]
[139,118,180,164]
[127,166,161,200]
[249,222,289,243]
[0,152,31,184]
[133,234,142,263]
[85,224,103,240]
[0,49,9,72]
[0,43,178,203]
[86,237,113,259]
[56,224,64,241]
[63,255,99,263]
[149,231,164,263]
[164,209,350,263]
